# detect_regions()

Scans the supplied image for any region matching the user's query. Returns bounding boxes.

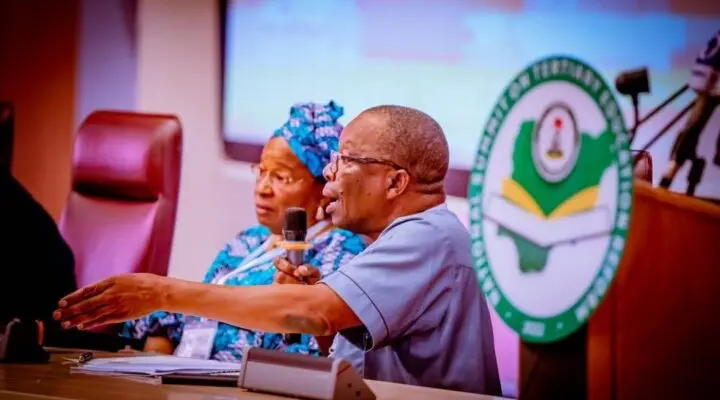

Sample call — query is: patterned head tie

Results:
[271,101,344,181]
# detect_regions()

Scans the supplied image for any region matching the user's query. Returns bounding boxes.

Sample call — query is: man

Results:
[54,105,501,395]
[660,29,720,191]
[0,171,77,327]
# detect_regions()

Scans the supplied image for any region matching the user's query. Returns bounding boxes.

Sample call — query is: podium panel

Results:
[588,182,720,400]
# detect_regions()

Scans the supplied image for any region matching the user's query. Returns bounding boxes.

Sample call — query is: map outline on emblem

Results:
[468,54,634,343]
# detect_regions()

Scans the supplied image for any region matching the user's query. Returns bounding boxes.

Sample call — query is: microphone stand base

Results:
[686,158,706,197]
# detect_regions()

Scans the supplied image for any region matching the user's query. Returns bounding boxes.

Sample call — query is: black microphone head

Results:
[283,207,307,241]
[615,67,650,97]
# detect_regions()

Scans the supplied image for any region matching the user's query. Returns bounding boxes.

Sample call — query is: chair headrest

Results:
[72,111,182,201]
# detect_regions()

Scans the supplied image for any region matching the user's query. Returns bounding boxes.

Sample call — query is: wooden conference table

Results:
[0,349,509,400]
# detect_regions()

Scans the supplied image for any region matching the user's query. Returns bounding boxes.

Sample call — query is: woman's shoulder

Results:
[231,224,271,245]
[205,224,272,283]
[218,224,271,258]
[307,227,367,273]
[313,226,368,255]
[237,224,271,239]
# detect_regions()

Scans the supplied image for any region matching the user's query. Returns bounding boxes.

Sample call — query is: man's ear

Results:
[386,170,410,200]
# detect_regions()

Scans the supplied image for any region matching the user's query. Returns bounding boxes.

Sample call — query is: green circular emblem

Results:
[469,55,633,343]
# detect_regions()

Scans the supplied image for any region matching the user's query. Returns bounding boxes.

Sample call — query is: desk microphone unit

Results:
[0,319,49,363]
[238,347,375,400]
[43,328,145,352]
[161,348,375,399]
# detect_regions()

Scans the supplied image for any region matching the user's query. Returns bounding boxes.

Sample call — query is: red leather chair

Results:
[59,110,182,288]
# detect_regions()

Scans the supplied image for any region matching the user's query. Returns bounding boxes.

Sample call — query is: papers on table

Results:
[71,355,242,377]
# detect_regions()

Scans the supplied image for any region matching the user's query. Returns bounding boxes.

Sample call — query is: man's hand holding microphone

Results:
[272,206,323,286]
[273,259,321,285]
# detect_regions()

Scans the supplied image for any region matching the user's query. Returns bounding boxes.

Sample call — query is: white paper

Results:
[72,355,242,376]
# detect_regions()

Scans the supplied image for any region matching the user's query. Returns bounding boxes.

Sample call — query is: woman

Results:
[121,101,366,361]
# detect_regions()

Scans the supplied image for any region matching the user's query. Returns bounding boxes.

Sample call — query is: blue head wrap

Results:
[271,101,344,181]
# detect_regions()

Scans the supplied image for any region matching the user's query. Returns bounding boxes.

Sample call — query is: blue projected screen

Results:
[222,0,720,174]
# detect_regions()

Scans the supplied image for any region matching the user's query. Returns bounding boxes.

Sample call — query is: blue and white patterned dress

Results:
[121,224,366,362]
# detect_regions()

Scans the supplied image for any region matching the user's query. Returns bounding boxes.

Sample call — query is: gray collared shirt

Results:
[321,204,501,395]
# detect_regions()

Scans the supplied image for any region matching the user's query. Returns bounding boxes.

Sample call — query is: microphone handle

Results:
[284,244,305,345]
[286,249,304,266]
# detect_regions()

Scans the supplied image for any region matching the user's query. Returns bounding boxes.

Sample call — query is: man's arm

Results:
[57,216,450,347]
[55,274,362,335]
[167,280,362,336]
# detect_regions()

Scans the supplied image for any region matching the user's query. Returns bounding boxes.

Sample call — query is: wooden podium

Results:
[519,181,720,400]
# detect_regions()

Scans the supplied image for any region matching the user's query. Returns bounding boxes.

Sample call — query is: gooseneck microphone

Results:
[282,208,307,345]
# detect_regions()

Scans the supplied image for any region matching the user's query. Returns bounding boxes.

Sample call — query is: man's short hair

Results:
[361,105,449,185]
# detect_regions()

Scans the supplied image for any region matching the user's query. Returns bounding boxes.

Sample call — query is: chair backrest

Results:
[0,102,14,173]
[59,110,182,287]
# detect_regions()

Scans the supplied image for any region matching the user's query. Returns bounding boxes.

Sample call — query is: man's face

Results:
[322,115,393,234]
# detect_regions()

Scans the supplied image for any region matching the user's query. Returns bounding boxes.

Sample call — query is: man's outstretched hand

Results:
[53,273,169,330]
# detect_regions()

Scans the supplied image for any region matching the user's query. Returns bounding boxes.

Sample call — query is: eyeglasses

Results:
[250,164,300,188]
[325,151,407,180]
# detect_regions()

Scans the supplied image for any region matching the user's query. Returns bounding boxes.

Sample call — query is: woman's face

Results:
[254,137,325,234]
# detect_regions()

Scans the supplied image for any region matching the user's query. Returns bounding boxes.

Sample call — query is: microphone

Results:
[161,348,377,400]
[0,319,49,363]
[282,207,307,267]
[282,207,307,345]
[614,68,650,143]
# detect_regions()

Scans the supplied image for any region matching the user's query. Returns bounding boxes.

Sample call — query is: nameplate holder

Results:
[238,347,375,400]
